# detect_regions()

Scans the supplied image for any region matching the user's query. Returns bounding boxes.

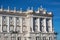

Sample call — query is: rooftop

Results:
[0,5,53,17]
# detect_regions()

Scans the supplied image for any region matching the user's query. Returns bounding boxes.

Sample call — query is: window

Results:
[36,37,39,40]
[35,25,38,32]
[22,18,26,25]
[17,37,21,40]
[23,26,26,32]
[9,17,13,25]
[30,27,32,32]
[9,26,14,32]
[24,37,27,40]
[11,37,16,40]
[49,37,52,40]
[43,37,46,40]
[2,16,6,24]
[0,35,1,40]
[16,17,20,25]
[34,18,38,25]
[16,26,20,32]
[46,19,50,32]
[40,18,44,32]
[4,37,8,40]
[2,26,7,32]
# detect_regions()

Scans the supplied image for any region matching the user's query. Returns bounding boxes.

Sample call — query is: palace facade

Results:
[0,6,56,40]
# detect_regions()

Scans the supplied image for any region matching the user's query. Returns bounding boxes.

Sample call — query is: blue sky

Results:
[0,0,60,40]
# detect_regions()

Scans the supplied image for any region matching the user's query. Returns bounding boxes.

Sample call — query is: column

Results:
[0,16,2,32]
[20,17,23,33]
[7,16,9,32]
[43,18,46,32]
[49,18,53,32]
[31,17,34,32]
[14,17,16,31]
[38,18,40,32]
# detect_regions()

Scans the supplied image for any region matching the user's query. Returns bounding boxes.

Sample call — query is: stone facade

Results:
[0,6,56,40]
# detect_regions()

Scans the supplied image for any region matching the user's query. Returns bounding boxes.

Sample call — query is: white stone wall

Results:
[0,14,55,40]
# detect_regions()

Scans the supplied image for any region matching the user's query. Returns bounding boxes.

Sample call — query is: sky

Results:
[0,0,60,40]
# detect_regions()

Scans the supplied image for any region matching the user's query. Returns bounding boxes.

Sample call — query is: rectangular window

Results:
[9,26,14,32]
[11,37,16,40]
[0,36,1,40]
[16,26,20,32]
[43,37,46,40]
[22,18,25,25]
[36,37,39,40]
[49,37,52,40]
[2,16,7,25]
[4,37,8,40]
[2,26,7,32]
[9,17,14,25]
[17,37,21,40]
[16,17,20,25]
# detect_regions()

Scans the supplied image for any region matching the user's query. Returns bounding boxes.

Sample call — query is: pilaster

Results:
[38,18,40,32]
[7,16,9,32]
[0,16,2,32]
[43,18,46,32]
[31,17,34,32]
[49,18,53,32]
[14,17,16,31]
[20,17,23,33]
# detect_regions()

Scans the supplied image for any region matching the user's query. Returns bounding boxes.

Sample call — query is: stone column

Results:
[14,17,16,31]
[38,18,40,32]
[49,18,53,32]
[43,18,46,32]
[7,16,9,32]
[31,17,34,32]
[0,16,2,32]
[20,17,23,33]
